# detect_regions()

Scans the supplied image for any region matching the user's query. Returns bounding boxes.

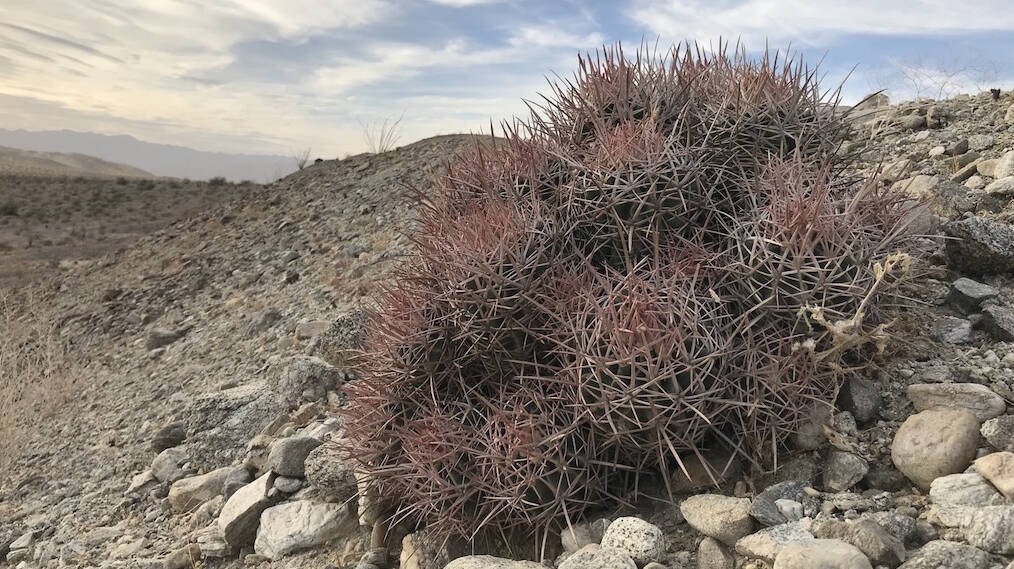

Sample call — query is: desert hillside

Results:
[0,174,260,288]
[0,146,152,178]
[3,84,1014,569]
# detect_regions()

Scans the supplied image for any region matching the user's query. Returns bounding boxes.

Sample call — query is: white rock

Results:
[680,494,754,546]
[906,383,1005,421]
[218,473,277,547]
[444,556,544,569]
[599,517,664,566]
[558,544,636,569]
[168,467,232,513]
[962,505,1014,554]
[929,472,1005,507]
[734,521,814,563]
[996,151,1014,179]
[974,451,1014,499]
[773,539,872,569]
[254,501,356,560]
[891,408,980,489]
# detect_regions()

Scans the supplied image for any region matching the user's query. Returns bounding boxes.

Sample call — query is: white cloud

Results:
[629,0,1014,46]
[428,0,503,6]
[509,26,605,49]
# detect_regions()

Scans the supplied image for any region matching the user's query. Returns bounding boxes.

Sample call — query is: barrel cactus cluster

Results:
[340,43,916,541]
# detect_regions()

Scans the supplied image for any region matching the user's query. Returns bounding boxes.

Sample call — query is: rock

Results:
[698,537,734,569]
[562,519,610,553]
[978,159,999,177]
[995,150,1014,179]
[163,544,202,569]
[680,494,754,546]
[400,530,467,569]
[58,541,87,565]
[445,556,545,569]
[775,499,803,522]
[986,176,1014,197]
[975,452,1014,499]
[147,327,188,350]
[126,470,158,495]
[968,134,994,151]
[183,381,284,468]
[839,378,881,423]
[295,320,330,340]
[966,175,987,189]
[189,495,224,531]
[223,465,253,499]
[111,538,147,559]
[824,452,869,492]
[735,521,814,562]
[304,443,357,500]
[962,505,1014,554]
[599,517,664,566]
[254,500,356,560]
[891,408,980,489]
[558,545,636,569]
[944,216,1014,275]
[981,304,1014,342]
[931,316,975,344]
[751,480,810,527]
[151,422,187,452]
[896,540,990,569]
[273,476,302,493]
[306,311,367,367]
[151,447,189,483]
[950,161,979,183]
[814,520,905,567]
[275,356,343,407]
[948,278,999,315]
[905,383,1005,421]
[929,472,1005,507]
[247,307,282,334]
[773,539,872,569]
[218,472,278,547]
[1006,104,1014,125]
[168,467,232,513]
[9,533,34,552]
[899,115,925,130]
[982,415,1014,452]
[892,175,968,218]
[265,436,322,478]
[881,159,914,183]
[945,139,969,156]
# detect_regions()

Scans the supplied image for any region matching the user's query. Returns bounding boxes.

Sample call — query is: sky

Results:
[3,0,1014,158]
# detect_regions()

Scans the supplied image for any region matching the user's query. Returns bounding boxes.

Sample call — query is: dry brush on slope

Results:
[340,42,919,544]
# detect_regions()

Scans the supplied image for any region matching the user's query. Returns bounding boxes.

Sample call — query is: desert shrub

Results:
[0,294,76,477]
[0,201,17,216]
[341,42,916,543]
[208,176,227,186]
[115,176,128,185]
[137,179,156,191]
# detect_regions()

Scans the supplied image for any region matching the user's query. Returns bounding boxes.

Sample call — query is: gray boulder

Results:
[254,501,356,560]
[266,436,322,478]
[680,494,754,546]
[906,383,1005,421]
[773,539,872,569]
[897,540,990,569]
[218,473,278,547]
[944,216,1014,275]
[558,545,636,569]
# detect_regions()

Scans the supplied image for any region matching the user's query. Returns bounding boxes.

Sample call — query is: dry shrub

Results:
[341,41,917,544]
[0,293,77,477]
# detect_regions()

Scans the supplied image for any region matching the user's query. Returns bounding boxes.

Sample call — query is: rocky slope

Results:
[4,91,1014,569]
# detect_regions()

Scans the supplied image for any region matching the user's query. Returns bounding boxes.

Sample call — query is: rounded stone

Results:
[891,408,980,489]
[773,539,872,569]
[680,494,754,546]
[599,517,664,566]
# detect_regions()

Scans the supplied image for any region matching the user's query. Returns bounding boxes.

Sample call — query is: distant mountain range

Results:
[0,145,153,178]
[0,129,298,182]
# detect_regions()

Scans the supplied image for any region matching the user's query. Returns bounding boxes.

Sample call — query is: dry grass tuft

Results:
[0,293,77,478]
